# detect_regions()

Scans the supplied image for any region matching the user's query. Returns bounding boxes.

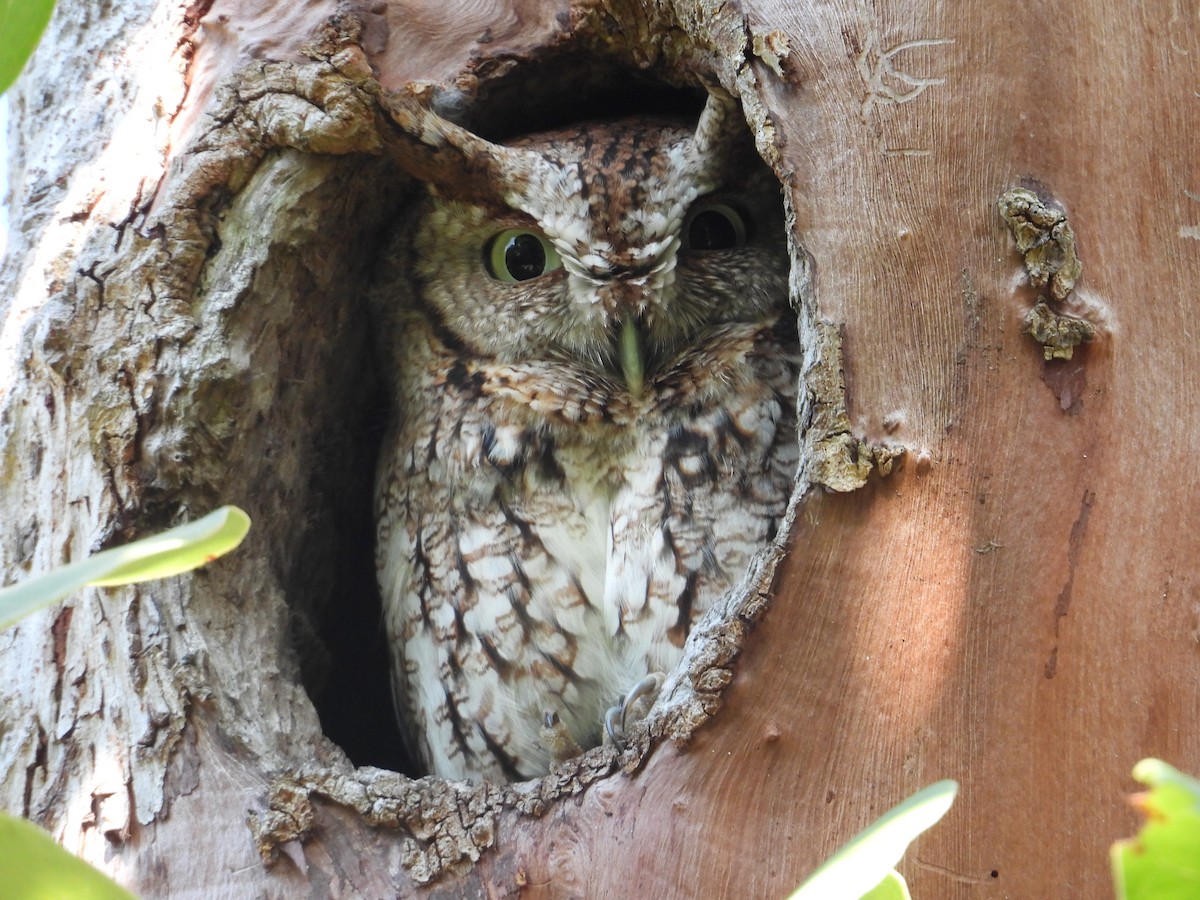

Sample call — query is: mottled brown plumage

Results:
[373,90,799,782]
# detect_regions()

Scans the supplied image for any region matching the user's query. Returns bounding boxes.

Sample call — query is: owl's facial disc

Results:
[409,111,786,397]
[474,189,763,397]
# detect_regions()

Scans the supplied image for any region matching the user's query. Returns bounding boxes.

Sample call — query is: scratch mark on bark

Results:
[51,606,74,718]
[1044,489,1095,679]
[912,856,990,884]
[22,723,48,819]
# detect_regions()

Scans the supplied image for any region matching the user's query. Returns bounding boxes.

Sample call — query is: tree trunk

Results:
[1,1,1196,897]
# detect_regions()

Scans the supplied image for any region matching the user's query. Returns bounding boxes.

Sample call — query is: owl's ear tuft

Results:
[683,87,747,191]
[694,83,741,146]
[378,85,550,206]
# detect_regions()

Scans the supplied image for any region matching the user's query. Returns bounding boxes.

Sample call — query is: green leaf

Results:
[0,811,136,899]
[789,780,958,900]
[0,506,251,630]
[1112,759,1200,900]
[0,0,56,96]
[859,870,910,900]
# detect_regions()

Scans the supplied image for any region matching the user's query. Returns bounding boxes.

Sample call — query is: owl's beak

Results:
[618,318,646,398]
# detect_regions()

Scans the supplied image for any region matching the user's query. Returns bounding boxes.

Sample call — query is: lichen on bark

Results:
[997,187,1082,302]
[998,186,1097,361]
[1024,299,1097,361]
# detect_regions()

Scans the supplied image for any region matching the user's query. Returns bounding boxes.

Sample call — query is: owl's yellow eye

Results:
[485,230,563,282]
[683,203,747,251]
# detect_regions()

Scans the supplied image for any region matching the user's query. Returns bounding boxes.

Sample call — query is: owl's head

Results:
[387,89,789,396]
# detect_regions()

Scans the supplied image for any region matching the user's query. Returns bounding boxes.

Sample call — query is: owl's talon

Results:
[604,672,666,750]
[604,705,625,749]
[622,672,666,731]
[540,709,583,763]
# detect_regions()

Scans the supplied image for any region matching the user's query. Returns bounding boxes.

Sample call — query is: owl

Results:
[373,87,800,783]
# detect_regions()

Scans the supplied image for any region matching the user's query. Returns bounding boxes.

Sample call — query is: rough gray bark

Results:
[0,8,400,888]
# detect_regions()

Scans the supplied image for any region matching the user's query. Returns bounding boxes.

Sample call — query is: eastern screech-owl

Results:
[373,89,800,782]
